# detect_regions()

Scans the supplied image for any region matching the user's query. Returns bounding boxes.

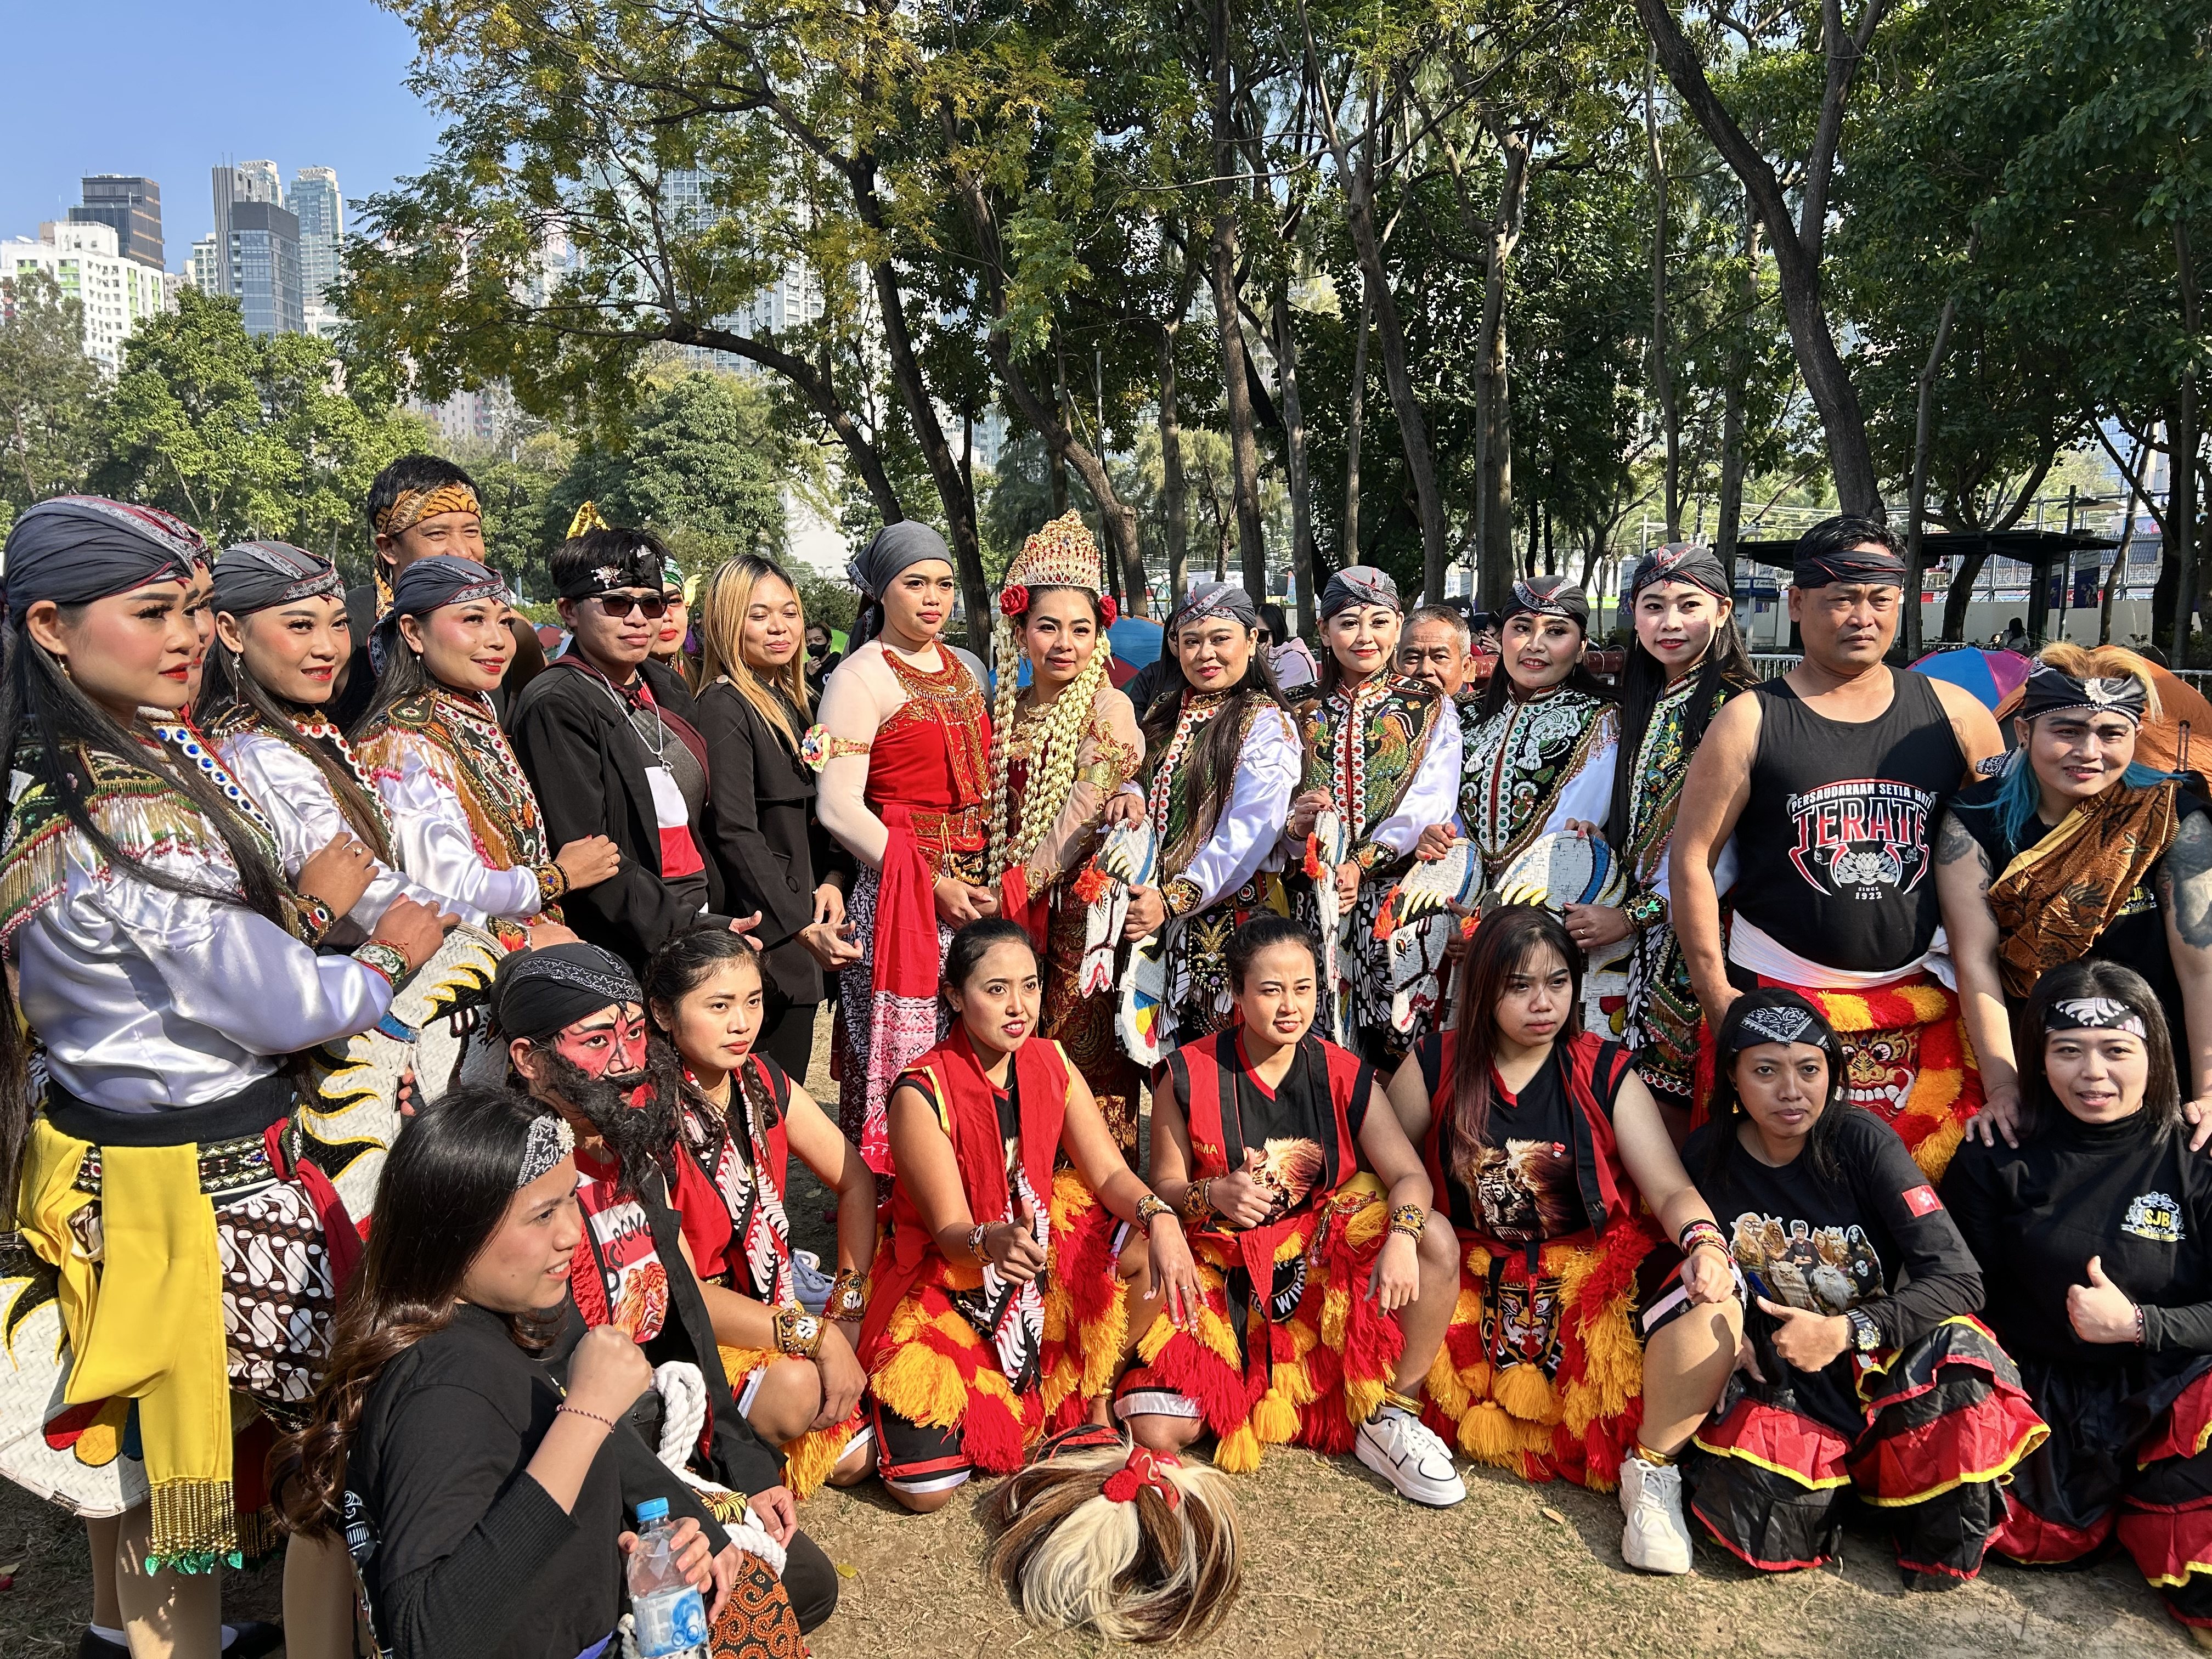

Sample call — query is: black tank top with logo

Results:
[1732,670,1965,974]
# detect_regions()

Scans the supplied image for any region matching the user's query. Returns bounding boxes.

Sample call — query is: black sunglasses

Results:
[594,591,669,620]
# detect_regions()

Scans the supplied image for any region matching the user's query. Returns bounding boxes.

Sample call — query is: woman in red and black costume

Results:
[1944,960,2212,1638]
[858,918,1202,1510]
[1683,987,2045,1587]
[1386,905,1743,1576]
[1119,915,1468,1508]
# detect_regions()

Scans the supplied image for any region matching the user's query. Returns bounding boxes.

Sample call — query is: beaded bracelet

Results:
[533,860,570,904]
[1180,1179,1214,1223]
[2136,1305,2148,1347]
[1135,1193,1173,1230]
[557,1403,618,1432]
[966,1222,991,1262]
[826,1268,867,1322]
[772,1302,824,1358]
[1678,1218,1729,1259]
[354,940,412,988]
[1387,1203,1425,1242]
[1161,877,1205,919]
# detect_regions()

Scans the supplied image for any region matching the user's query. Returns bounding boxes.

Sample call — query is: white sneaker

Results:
[1356,1404,1467,1507]
[1618,1454,1693,1575]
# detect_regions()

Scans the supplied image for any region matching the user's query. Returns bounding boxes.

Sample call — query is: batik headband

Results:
[2045,996,2148,1038]
[515,1114,576,1187]
[492,943,642,1040]
[1319,565,1402,620]
[375,482,481,539]
[212,540,345,616]
[2016,662,2148,727]
[1793,534,1905,590]
[1722,989,1838,1056]
[1629,544,1730,602]
[1169,581,1260,633]
[557,531,666,601]
[1502,575,1590,631]
[4,496,206,616]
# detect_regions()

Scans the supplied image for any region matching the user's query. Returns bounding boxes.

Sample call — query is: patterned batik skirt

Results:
[1113,1178,1400,1472]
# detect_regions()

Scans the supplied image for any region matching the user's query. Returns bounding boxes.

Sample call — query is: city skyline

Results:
[2,1,437,274]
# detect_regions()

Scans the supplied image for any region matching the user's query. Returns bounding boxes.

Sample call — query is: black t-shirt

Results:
[1949,777,2209,1063]
[349,1302,715,1659]
[1731,672,1965,972]
[1446,1051,1593,1245]
[1224,1036,1359,1224]
[1943,1107,2212,1365]
[1684,1108,1981,1350]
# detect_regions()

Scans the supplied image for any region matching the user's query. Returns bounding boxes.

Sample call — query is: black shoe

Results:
[1904,1569,1968,1593]
[76,1631,127,1659]
[224,1622,285,1658]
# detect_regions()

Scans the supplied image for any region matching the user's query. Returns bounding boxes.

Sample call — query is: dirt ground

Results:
[1,1023,2201,1657]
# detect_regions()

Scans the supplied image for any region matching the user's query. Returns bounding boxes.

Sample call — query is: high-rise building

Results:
[187,233,220,295]
[211,162,302,334]
[291,166,342,336]
[67,176,163,269]
[0,221,174,370]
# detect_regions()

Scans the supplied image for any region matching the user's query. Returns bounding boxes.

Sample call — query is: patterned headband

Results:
[375,482,482,539]
[516,1114,575,1188]
[2045,996,2148,1038]
[1503,576,1589,630]
[2016,663,2148,727]
[1724,994,1835,1055]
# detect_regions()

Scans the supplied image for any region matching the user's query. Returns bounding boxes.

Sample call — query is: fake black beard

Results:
[534,1048,681,1199]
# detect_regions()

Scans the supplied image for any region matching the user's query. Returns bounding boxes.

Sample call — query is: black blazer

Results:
[507,657,726,967]
[692,678,840,1007]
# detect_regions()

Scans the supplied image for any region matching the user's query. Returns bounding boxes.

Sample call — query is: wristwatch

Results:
[1844,1307,1881,1354]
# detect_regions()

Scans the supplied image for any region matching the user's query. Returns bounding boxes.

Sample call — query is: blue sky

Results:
[2,1,442,272]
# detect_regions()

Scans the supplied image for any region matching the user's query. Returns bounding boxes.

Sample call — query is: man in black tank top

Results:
[1668,518,2002,1168]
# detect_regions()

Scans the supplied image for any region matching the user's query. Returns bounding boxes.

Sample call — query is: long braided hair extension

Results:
[987,585,1113,883]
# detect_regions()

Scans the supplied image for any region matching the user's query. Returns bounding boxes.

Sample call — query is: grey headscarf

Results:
[847,521,954,650]
[1167,581,1260,634]
[371,555,511,674]
[4,496,206,618]
[212,541,344,617]
[1319,565,1402,620]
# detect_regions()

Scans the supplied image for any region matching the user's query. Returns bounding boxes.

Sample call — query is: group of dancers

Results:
[6,474,2212,1658]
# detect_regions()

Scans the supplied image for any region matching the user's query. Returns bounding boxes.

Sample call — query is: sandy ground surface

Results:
[1,1019,2202,1656]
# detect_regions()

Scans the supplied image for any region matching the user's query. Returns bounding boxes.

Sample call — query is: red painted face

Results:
[553,1003,651,1083]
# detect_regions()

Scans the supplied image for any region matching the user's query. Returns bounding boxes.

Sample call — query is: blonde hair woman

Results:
[693,554,861,1077]
[1938,642,2212,1147]
[986,512,1146,1152]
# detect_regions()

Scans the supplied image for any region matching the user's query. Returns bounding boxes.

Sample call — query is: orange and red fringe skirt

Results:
[1419,1223,1658,1492]
[1118,1178,1402,1472]
[1688,1314,2046,1578]
[1990,1356,2212,1627]
[864,1169,1128,1478]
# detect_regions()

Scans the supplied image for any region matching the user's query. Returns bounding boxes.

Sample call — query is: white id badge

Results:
[646,762,687,828]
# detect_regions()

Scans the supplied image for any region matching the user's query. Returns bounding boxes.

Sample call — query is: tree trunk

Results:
[1272,279,1319,636]
[1903,287,1962,656]
[2176,217,2201,664]
[1940,548,1990,644]
[1714,206,1759,584]
[1645,48,1682,540]
[1634,0,1889,518]
[1475,125,1531,612]
[1344,283,1369,562]
[2102,442,2147,645]
[1210,0,1267,597]
[1295,7,1448,592]
[1158,324,1190,605]
[845,161,989,651]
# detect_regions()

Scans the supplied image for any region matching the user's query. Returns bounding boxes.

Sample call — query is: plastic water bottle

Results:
[627,1498,708,1658]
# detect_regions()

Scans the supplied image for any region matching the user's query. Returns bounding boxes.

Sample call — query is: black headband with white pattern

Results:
[2044,996,2148,1038]
[2016,663,2148,727]
[515,1114,575,1188]
[1722,988,1838,1056]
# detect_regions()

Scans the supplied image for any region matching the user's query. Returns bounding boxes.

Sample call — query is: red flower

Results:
[1000,584,1030,617]
[1099,596,1119,624]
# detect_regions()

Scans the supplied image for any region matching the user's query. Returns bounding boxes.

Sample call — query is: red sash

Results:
[859,1029,1072,1366]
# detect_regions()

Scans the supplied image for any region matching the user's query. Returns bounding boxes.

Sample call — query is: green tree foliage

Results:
[100,289,428,569]
[0,272,106,512]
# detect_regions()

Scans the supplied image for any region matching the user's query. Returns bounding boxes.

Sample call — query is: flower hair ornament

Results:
[983,1426,1241,1644]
